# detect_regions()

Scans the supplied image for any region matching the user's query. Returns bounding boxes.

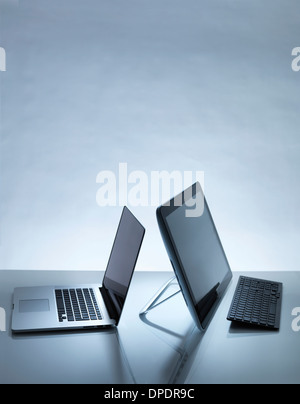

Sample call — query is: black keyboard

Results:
[55,288,102,322]
[227,276,282,329]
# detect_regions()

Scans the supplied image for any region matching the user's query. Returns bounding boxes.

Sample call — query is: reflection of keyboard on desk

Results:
[227,276,282,330]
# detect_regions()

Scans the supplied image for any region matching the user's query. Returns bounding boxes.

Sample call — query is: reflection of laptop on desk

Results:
[156,182,282,331]
[12,207,145,333]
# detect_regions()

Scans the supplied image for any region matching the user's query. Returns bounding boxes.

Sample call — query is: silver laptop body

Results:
[12,207,145,333]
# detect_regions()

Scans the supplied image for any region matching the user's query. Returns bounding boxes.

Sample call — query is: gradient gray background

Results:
[0,0,299,272]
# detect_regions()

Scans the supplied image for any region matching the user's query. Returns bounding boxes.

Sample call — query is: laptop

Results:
[12,206,145,333]
[156,182,282,331]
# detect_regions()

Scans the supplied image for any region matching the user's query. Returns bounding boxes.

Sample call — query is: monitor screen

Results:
[103,206,145,300]
[157,182,232,329]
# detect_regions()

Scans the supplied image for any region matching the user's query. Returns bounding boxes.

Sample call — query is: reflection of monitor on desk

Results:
[139,276,204,384]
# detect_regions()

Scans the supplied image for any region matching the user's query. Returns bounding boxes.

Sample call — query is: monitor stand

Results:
[139,276,181,316]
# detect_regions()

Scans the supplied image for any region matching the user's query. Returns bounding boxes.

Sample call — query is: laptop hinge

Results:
[100,286,119,321]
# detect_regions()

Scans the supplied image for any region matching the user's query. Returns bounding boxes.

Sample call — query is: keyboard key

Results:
[269,303,276,315]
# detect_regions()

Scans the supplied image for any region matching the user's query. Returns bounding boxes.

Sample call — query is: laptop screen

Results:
[103,207,145,303]
[157,182,232,329]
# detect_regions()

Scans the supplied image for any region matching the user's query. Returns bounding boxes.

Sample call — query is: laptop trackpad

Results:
[19,299,50,313]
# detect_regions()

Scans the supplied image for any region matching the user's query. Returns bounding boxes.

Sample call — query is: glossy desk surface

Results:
[1,270,300,384]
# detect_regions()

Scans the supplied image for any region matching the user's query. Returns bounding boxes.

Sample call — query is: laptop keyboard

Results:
[55,288,102,322]
[227,276,282,329]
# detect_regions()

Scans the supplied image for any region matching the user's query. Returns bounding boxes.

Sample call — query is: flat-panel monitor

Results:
[156,182,232,330]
